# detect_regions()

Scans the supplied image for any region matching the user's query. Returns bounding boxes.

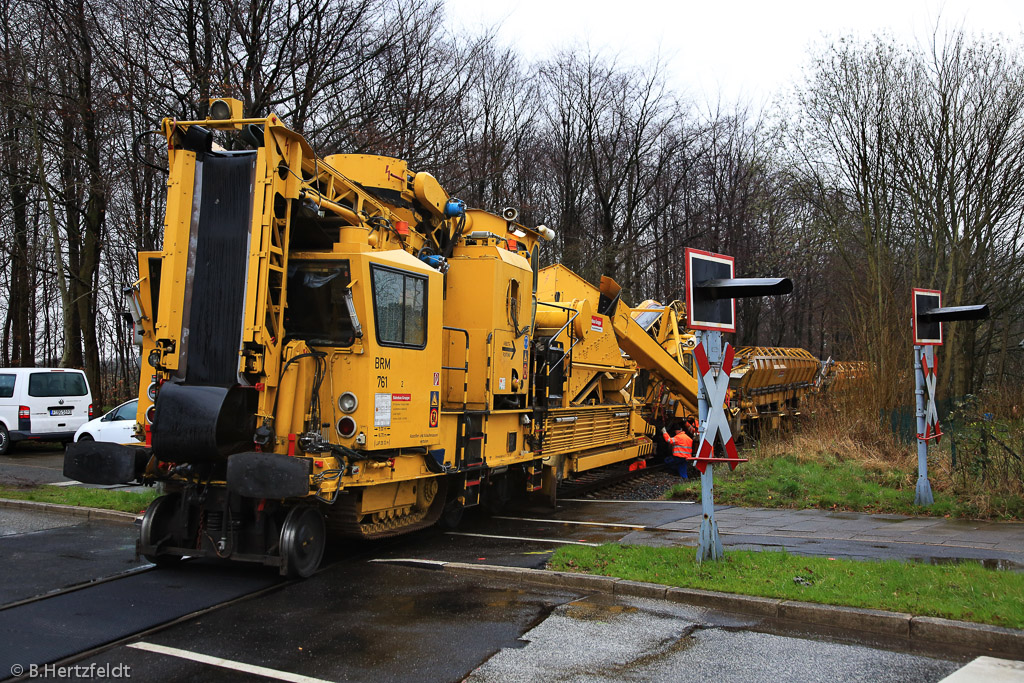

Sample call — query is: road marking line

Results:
[445,532,602,547]
[939,656,1024,682]
[3,462,66,472]
[368,558,447,566]
[494,516,646,530]
[127,642,334,683]
[559,498,697,504]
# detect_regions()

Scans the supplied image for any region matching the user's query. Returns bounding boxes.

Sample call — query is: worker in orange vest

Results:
[661,424,693,478]
[681,417,699,478]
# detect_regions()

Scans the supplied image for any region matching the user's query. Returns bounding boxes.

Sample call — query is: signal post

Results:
[685,249,792,562]
[910,289,989,506]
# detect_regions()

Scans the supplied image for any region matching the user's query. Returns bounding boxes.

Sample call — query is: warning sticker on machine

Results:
[591,316,604,333]
[392,393,411,402]
[374,393,391,427]
[429,391,440,427]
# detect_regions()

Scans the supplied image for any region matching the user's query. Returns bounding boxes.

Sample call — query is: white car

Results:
[74,399,139,444]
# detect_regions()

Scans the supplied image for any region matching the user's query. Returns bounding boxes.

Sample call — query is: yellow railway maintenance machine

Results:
[64,101,699,576]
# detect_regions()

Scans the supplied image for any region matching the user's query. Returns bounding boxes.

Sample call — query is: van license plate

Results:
[50,408,72,416]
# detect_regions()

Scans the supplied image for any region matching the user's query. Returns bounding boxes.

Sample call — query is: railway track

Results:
[0,561,290,681]
[0,525,420,682]
[556,462,671,500]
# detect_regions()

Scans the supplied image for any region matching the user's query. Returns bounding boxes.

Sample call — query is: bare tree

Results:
[795,36,915,409]
[893,29,1024,395]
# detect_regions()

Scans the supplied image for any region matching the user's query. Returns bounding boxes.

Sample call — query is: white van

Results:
[0,368,93,454]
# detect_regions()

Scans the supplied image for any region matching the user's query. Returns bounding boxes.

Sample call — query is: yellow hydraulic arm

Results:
[598,276,699,410]
[610,306,698,408]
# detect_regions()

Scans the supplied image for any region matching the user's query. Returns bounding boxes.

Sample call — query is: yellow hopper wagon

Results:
[818,359,872,395]
[728,346,821,432]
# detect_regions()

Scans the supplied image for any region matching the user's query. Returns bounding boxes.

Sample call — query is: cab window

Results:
[0,374,14,398]
[370,265,427,349]
[683,353,695,378]
[28,372,87,397]
[285,261,355,346]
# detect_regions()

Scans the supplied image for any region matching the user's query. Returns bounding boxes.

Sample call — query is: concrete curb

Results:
[0,497,138,526]
[429,561,1024,659]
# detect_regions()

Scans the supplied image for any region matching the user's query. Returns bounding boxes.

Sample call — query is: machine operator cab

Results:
[283,247,444,454]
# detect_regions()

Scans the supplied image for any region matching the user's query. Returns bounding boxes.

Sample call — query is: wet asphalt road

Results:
[1,448,1013,681]
[70,561,963,683]
[0,447,68,486]
[0,509,144,606]
[77,562,580,683]
[466,593,959,683]
[0,508,972,682]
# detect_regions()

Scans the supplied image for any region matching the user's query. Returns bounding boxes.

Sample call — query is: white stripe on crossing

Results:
[938,656,1024,682]
[493,516,646,530]
[368,558,448,567]
[558,498,697,504]
[127,642,334,683]
[445,532,602,546]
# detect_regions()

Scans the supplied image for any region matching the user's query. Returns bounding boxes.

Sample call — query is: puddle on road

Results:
[826,512,864,520]
[565,599,639,621]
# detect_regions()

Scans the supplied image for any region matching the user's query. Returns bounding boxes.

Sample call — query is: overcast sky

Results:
[444,0,1023,105]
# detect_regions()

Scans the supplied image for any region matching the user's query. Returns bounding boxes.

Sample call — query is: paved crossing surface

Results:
[505,500,1024,568]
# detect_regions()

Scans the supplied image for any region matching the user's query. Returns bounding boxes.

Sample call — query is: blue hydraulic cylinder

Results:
[444,198,466,219]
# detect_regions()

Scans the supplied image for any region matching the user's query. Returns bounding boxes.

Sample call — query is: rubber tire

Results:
[77,434,94,442]
[280,506,326,578]
[438,501,465,530]
[140,494,184,566]
[0,424,8,455]
[483,475,510,515]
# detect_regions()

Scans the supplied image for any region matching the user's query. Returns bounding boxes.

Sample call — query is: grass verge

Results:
[664,454,1024,518]
[665,398,1024,519]
[549,543,1024,629]
[0,485,158,514]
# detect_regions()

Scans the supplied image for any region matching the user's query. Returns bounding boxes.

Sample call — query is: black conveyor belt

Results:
[151,383,257,462]
[185,152,256,387]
